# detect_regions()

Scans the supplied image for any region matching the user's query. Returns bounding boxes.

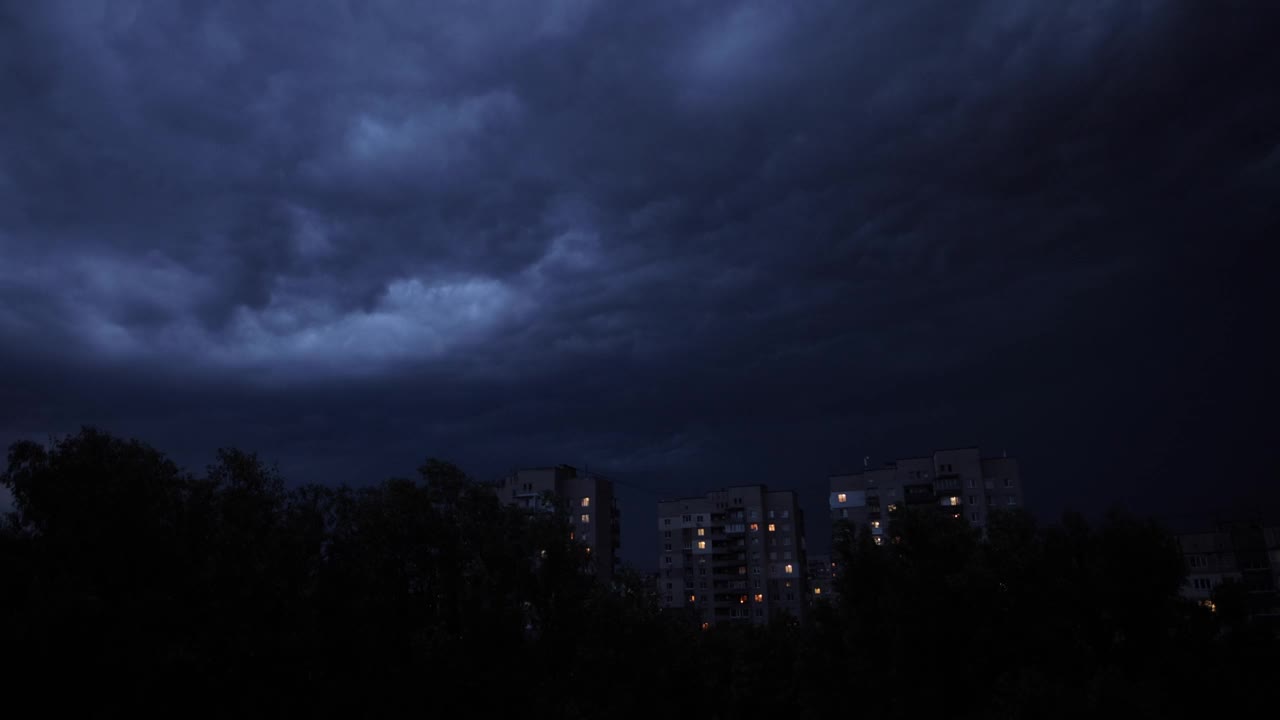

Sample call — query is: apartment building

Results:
[499,464,620,584]
[829,447,1023,542]
[657,486,807,626]
[807,553,836,602]
[1179,518,1280,621]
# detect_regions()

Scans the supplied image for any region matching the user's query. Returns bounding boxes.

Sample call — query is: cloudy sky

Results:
[1,0,1276,564]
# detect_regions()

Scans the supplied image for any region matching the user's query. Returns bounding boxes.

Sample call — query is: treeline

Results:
[0,428,1275,717]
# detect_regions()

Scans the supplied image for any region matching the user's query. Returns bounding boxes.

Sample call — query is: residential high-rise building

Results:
[1178,518,1280,621]
[499,465,620,584]
[829,447,1023,542]
[807,553,836,602]
[657,486,807,626]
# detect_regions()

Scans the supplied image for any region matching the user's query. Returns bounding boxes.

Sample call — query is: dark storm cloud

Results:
[2,1,1278,554]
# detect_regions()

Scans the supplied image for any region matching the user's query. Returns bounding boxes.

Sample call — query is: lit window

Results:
[784,564,794,574]
[580,513,590,523]
[944,496,960,506]
[870,520,881,530]
[754,593,764,602]
[814,587,822,595]
[701,622,710,630]
[749,523,759,531]
[581,497,590,507]
[837,493,847,503]
[689,594,697,602]
[570,531,575,540]
[767,523,776,532]
[697,528,705,536]
[873,536,883,546]
[887,503,898,512]
[739,595,747,604]
[697,541,706,550]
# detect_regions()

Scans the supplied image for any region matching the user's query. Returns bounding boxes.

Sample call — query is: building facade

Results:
[657,486,807,626]
[499,465,620,584]
[829,447,1023,542]
[807,553,835,603]
[1178,519,1280,622]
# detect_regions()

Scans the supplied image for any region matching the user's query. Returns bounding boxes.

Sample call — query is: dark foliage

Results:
[1,428,1276,716]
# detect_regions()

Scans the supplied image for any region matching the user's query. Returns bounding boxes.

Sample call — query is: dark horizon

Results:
[2,1,1278,569]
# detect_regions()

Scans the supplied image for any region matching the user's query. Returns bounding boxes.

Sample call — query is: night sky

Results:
[1,1,1277,567]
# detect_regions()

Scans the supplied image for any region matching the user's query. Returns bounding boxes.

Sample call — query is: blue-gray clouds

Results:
[1,1,1277,559]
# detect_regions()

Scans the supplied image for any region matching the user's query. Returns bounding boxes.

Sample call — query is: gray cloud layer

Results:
[2,1,1277,560]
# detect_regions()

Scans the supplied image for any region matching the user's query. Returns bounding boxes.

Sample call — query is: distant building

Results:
[1178,518,1280,621]
[499,465,620,584]
[829,447,1023,542]
[657,486,807,626]
[807,553,836,603]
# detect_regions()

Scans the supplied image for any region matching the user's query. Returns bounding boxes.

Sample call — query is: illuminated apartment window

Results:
[580,514,590,523]
[887,503,898,512]
[754,593,764,602]
[570,531,575,540]
[701,622,710,630]
[837,493,847,503]
[749,523,759,531]
[697,528,705,536]
[581,497,590,507]
[739,595,748,604]
[689,594,697,602]
[870,520,881,530]
[784,564,794,574]
[813,587,822,595]
[767,523,776,532]
[697,541,706,550]
[873,536,883,546]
